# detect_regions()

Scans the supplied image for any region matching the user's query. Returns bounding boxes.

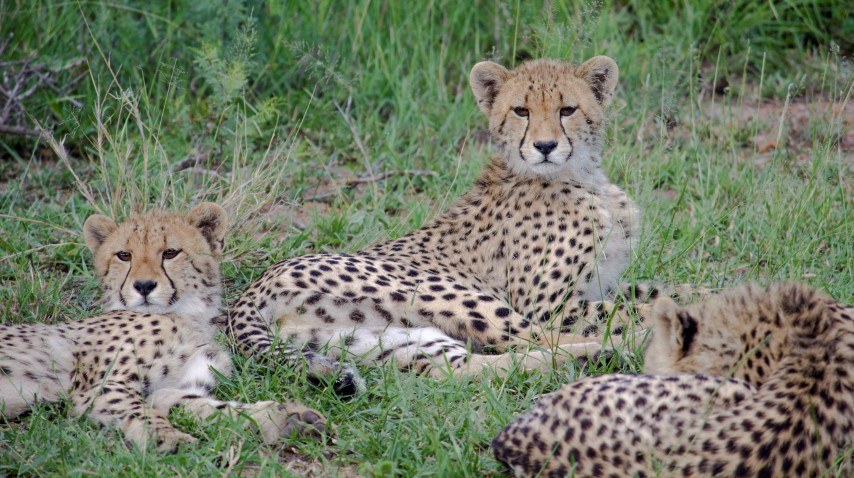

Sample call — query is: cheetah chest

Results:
[496,184,635,303]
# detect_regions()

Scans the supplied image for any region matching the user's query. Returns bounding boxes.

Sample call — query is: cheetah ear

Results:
[776,282,831,339]
[470,61,510,115]
[649,297,690,355]
[186,202,228,256]
[576,56,619,107]
[83,214,118,255]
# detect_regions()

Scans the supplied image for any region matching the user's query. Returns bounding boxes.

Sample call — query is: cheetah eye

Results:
[560,106,577,117]
[513,107,529,118]
[116,251,132,262]
[162,249,180,260]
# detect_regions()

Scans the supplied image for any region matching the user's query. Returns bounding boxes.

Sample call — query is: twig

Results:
[172,149,210,172]
[32,120,98,208]
[302,169,438,201]
[0,214,80,237]
[176,166,224,180]
[0,34,11,56]
[334,96,373,177]
[0,47,86,129]
[0,57,86,76]
[302,190,337,202]
[0,242,79,264]
[346,169,438,184]
[0,123,41,137]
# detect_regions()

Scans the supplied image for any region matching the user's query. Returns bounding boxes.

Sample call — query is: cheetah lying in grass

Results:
[492,282,853,477]
[0,203,326,450]
[228,56,686,381]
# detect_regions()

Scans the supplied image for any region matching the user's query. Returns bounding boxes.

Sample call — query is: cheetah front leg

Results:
[331,326,601,378]
[149,390,328,443]
[72,380,195,451]
[615,282,716,304]
[148,347,328,443]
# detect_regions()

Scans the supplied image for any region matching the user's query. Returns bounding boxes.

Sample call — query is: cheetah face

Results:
[643,282,848,387]
[82,203,227,321]
[470,56,618,182]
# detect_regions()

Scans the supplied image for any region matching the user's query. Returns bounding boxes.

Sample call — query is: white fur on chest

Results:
[579,203,634,301]
[580,182,639,300]
[145,317,228,394]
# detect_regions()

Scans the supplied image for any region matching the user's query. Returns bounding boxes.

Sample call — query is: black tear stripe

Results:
[498,111,509,134]
[118,265,132,306]
[518,116,530,163]
[558,118,574,162]
[517,94,531,162]
[161,257,180,305]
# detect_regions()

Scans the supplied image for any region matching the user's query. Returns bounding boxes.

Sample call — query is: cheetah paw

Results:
[155,428,197,452]
[252,402,330,443]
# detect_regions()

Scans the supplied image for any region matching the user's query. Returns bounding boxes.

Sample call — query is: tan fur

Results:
[1,204,327,450]
[227,57,689,383]
[492,282,853,477]
[471,57,618,183]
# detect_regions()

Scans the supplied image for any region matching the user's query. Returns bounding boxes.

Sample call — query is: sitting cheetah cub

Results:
[229,56,651,381]
[492,282,853,477]
[0,203,326,450]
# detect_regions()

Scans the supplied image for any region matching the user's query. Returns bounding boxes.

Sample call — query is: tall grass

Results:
[0,0,851,475]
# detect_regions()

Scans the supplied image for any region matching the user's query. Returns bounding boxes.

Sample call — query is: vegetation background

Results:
[0,0,851,475]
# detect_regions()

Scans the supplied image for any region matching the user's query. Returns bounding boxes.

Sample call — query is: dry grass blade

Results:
[32,119,99,210]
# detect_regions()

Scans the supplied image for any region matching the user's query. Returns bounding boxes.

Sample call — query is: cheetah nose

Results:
[133,280,157,297]
[533,140,557,156]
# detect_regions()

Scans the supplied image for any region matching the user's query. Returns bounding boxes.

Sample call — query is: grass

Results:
[0,0,851,476]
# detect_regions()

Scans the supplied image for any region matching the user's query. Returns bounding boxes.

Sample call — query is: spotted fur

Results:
[227,57,681,381]
[0,204,327,450]
[492,282,854,477]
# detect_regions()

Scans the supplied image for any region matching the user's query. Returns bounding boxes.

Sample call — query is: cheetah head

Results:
[644,282,850,387]
[469,56,618,182]
[83,202,227,322]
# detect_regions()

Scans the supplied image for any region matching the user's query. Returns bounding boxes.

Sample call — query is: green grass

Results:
[1,0,851,476]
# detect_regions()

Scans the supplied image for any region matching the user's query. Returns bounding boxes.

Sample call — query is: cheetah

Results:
[228,56,668,381]
[492,282,854,477]
[0,203,327,450]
